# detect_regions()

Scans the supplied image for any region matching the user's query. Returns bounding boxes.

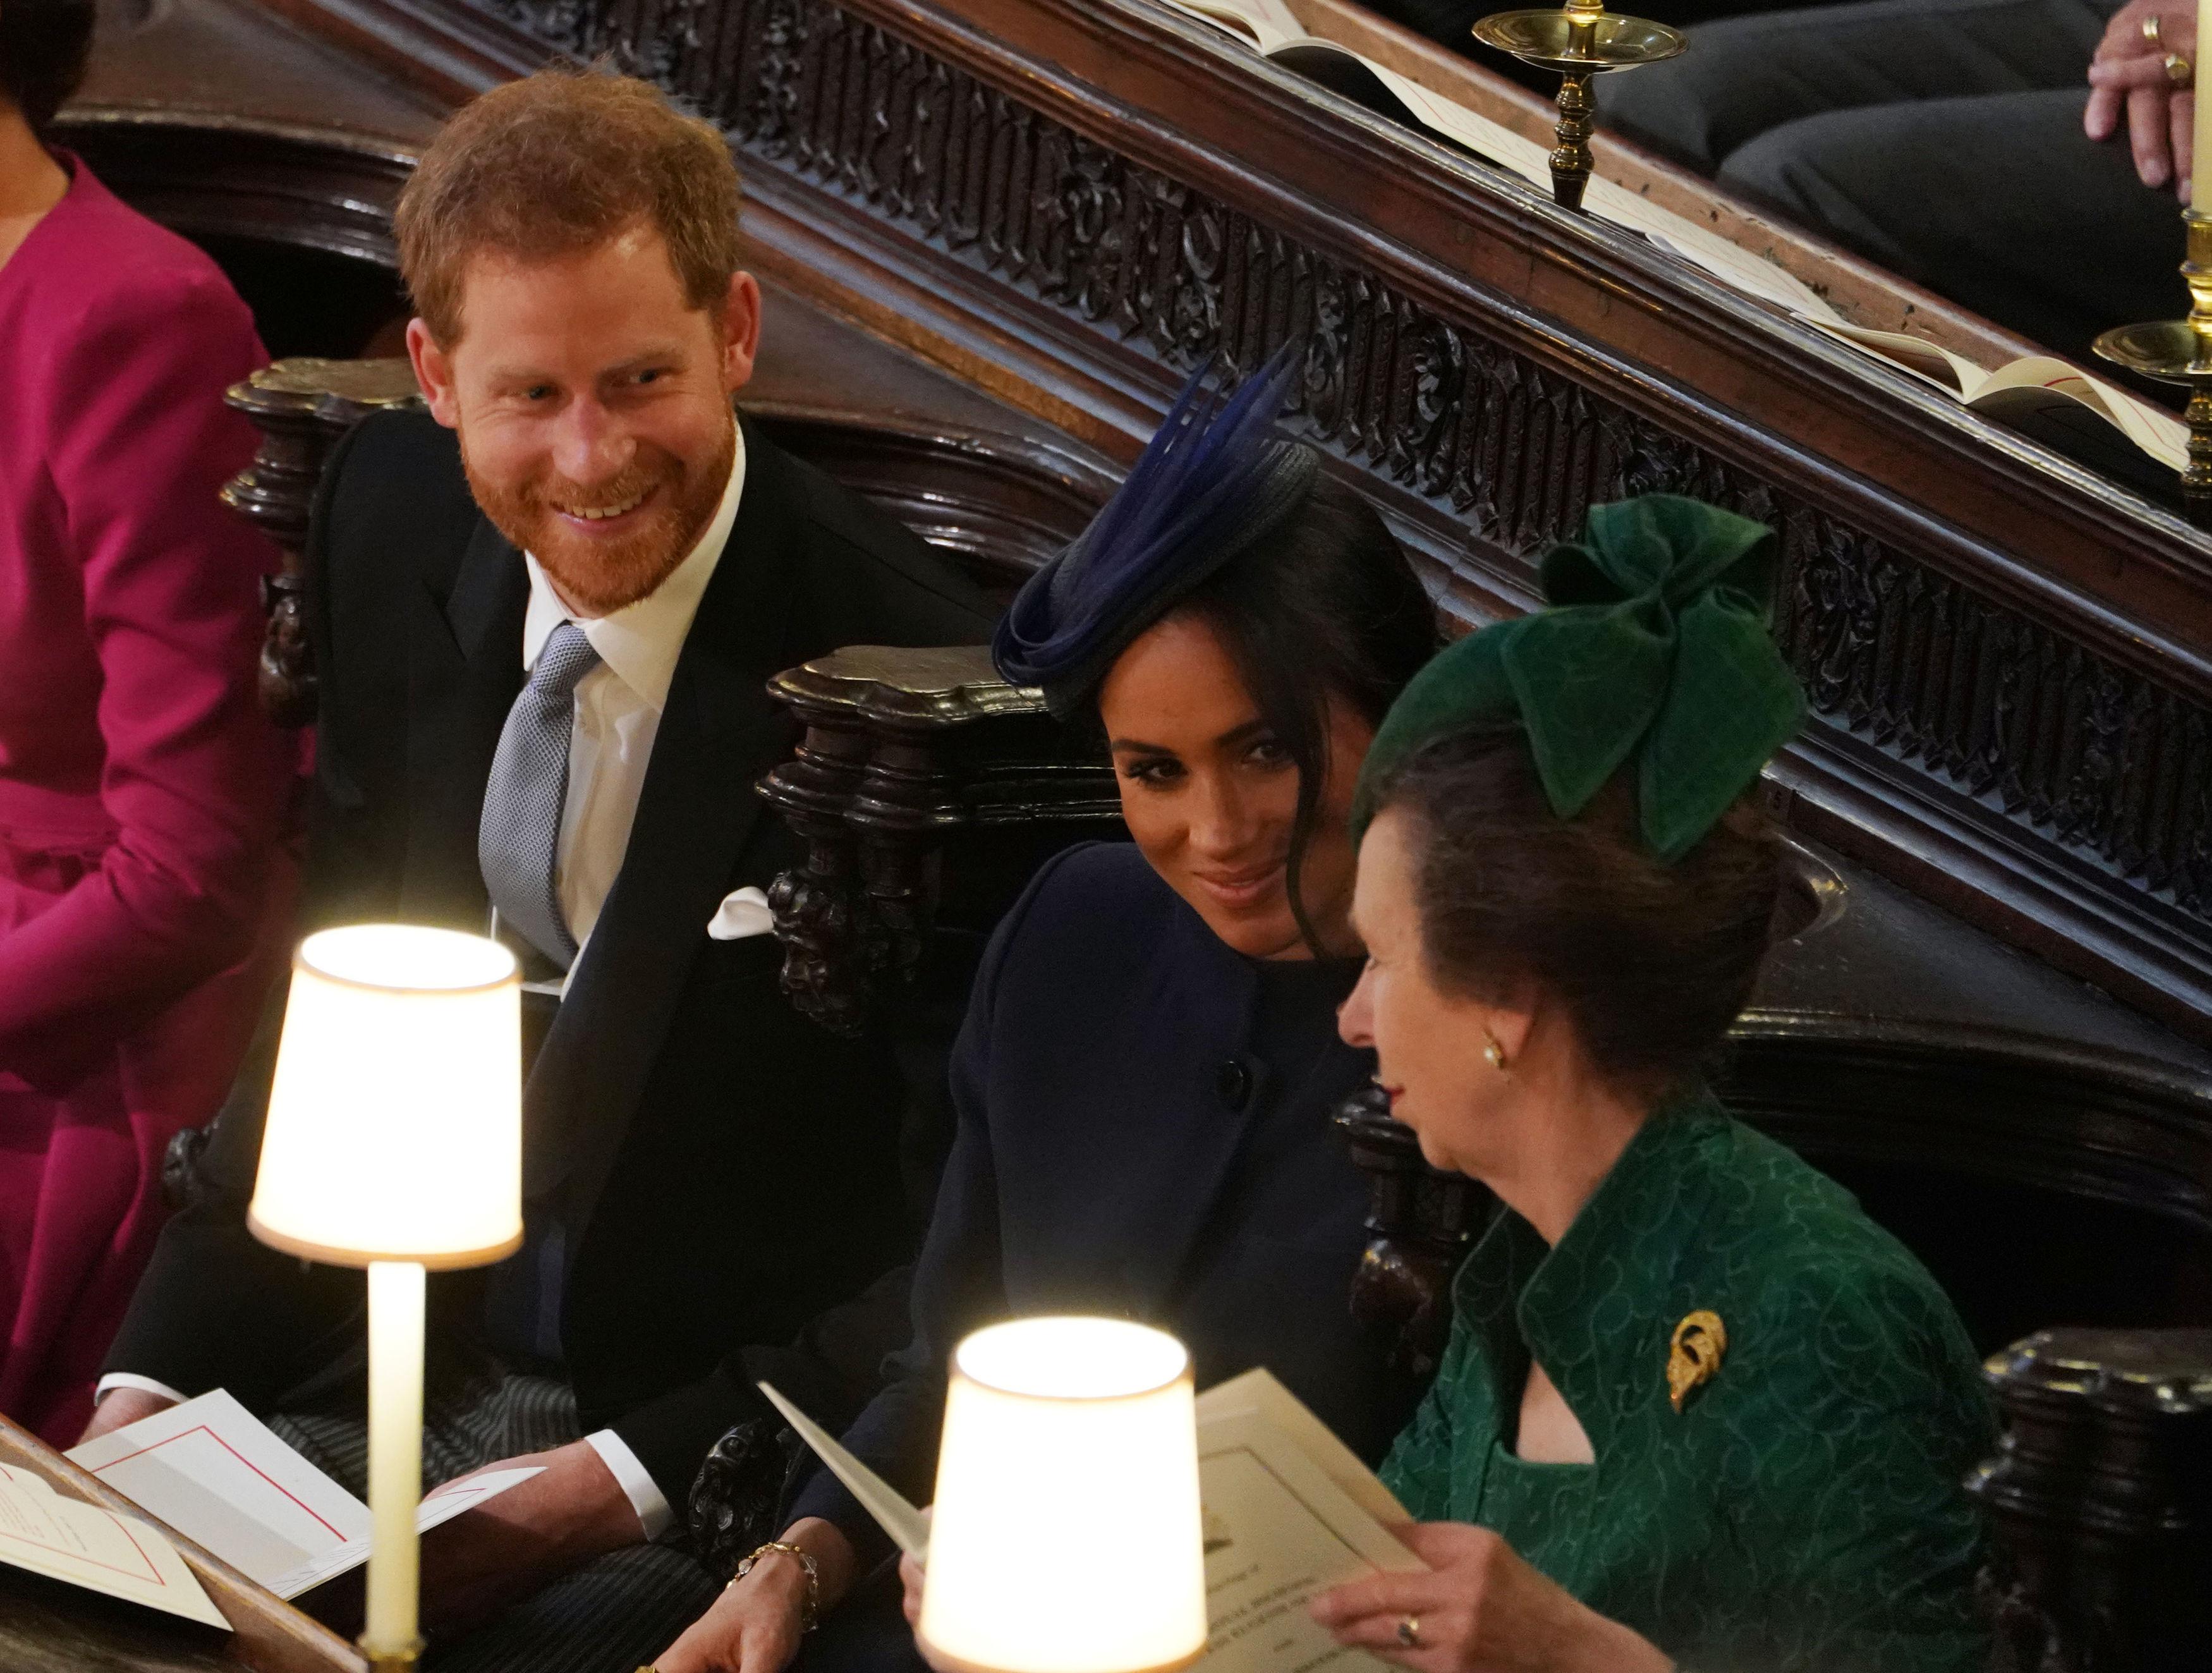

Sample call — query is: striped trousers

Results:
[270,1366,717,1673]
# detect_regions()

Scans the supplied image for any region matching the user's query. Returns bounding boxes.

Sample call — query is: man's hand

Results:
[2086,3,2197,197]
[1309,1522,1672,1673]
[899,1548,964,1673]
[76,1387,178,1447]
[652,1519,858,1673]
[413,1440,646,1636]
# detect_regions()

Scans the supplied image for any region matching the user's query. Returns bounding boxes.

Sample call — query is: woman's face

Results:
[1098,611,1372,961]
[1338,806,1508,1174]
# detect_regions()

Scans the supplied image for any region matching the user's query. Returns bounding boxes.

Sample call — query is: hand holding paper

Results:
[757,1382,930,1560]
[762,1368,1422,1672]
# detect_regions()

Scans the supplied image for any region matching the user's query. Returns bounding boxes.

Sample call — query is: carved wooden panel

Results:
[458,0,2212,1026]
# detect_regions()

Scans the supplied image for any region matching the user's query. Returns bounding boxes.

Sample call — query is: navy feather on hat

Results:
[992,348,1318,715]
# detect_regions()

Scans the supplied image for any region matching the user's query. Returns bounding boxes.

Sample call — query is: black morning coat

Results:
[102,407,996,1507]
[789,840,1433,1567]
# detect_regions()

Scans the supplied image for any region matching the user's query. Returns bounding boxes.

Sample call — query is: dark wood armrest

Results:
[1972,1328,2212,1672]
[758,643,1119,1035]
[221,358,427,727]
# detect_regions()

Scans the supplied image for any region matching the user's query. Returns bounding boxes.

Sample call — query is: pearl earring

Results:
[1483,1030,1507,1072]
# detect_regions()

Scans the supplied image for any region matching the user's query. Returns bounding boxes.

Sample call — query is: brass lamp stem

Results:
[1552,69,1598,210]
[2184,212,2212,511]
[1471,5,1686,212]
[2093,206,2212,529]
[2184,209,2212,336]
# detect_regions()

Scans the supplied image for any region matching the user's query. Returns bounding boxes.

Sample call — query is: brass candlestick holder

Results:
[1471,0,1684,212]
[2094,208,2212,528]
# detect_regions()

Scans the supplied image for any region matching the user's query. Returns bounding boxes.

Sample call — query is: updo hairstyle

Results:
[0,0,95,136]
[1153,473,1438,952]
[1368,727,1782,1088]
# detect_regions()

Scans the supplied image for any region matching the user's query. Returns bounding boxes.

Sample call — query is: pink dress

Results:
[0,156,297,1442]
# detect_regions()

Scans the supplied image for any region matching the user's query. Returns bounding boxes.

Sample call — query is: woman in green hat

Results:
[1310,498,1994,1672]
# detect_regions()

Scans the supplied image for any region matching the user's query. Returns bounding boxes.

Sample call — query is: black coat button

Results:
[1215,1058,1253,1110]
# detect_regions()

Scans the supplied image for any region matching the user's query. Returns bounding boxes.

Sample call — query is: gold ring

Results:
[2166,50,2194,86]
[2146,12,2166,48]
[1397,1615,1421,1647]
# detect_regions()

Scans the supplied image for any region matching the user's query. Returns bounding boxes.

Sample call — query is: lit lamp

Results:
[247,925,523,1672]
[919,1318,1206,1673]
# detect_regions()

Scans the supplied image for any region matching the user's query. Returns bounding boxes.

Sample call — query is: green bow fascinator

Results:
[1352,495,1804,863]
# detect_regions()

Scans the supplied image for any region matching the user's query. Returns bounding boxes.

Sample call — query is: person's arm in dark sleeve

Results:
[611,887,1018,1535]
[605,925,983,1511]
[770,841,1089,1571]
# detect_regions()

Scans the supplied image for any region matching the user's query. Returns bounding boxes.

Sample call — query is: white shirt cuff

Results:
[585,1429,675,1542]
[94,1373,188,1408]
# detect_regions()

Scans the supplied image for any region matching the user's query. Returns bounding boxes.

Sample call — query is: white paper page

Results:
[1198,1367,1408,1528]
[1167,0,1546,179]
[1366,67,1555,182]
[270,1467,545,1600]
[1169,0,1299,52]
[758,1381,931,1559]
[1197,1412,1420,1673]
[70,1389,543,1600]
[70,1390,370,1591]
[1806,320,1983,395]
[1589,183,1844,324]
[0,1462,229,1629]
[1968,356,2191,472]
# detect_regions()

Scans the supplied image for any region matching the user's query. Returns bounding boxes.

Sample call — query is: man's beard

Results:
[463,417,736,616]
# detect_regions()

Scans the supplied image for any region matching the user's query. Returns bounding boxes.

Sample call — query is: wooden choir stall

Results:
[39,0,2212,1665]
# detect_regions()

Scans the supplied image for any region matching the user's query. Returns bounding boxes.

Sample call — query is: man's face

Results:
[408,221,760,616]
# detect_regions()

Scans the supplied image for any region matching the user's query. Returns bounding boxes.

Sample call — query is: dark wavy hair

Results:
[1153,473,1439,954]
[1366,727,1782,1088]
[0,1,95,136]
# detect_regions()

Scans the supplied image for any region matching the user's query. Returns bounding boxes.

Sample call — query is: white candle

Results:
[364,1260,426,1658]
[2194,0,2212,210]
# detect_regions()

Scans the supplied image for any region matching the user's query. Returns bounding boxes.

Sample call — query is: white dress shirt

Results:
[526,430,748,965]
[94,432,751,1545]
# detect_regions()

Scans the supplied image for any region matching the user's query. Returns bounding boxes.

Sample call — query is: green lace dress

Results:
[1382,1093,1995,1673]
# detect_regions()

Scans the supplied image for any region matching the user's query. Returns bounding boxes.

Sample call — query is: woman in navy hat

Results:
[655,353,1438,1672]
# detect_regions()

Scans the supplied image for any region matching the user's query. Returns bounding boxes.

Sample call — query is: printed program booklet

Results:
[68,1389,540,1599]
[761,1366,1423,1671]
[0,1459,228,1627]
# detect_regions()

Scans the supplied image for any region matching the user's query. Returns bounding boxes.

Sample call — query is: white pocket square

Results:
[708,886,775,941]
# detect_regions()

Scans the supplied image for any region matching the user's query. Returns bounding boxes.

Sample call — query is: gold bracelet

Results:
[733,1539,822,1633]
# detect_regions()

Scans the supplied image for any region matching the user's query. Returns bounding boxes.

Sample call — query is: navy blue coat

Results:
[791,839,1430,1562]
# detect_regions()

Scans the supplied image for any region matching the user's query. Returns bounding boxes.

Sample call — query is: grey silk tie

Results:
[479,620,602,970]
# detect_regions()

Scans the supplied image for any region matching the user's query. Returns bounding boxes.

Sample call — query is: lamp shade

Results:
[247,925,523,1268]
[918,1317,1206,1673]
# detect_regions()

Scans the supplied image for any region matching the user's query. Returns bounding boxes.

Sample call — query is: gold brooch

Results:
[1667,1310,1727,1413]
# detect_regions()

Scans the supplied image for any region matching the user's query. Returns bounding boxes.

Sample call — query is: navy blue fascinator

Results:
[992,348,1319,715]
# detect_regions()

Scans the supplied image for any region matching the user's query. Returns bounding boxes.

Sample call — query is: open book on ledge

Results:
[762,1367,1422,1671]
[1167,0,2189,482]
